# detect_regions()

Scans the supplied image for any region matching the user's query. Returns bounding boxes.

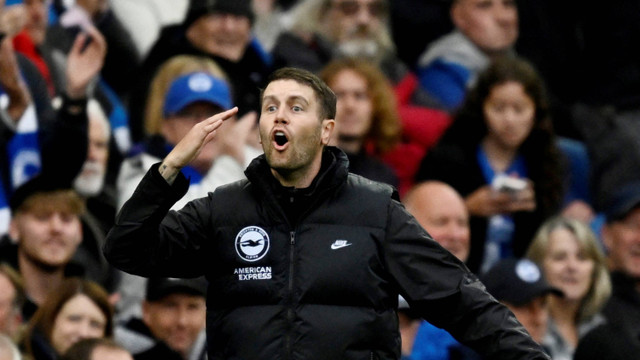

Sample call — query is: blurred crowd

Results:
[0,0,639,359]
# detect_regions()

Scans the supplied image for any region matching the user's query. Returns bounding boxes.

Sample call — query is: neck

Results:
[549,296,580,346]
[271,152,324,189]
[18,252,65,305]
[338,136,363,155]
[481,137,517,173]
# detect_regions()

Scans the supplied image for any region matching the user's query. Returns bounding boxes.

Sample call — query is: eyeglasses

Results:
[332,0,388,17]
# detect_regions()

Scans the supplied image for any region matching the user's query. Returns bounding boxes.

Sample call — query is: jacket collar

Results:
[245,146,349,196]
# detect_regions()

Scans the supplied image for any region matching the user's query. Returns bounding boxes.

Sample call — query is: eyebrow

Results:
[263,95,310,106]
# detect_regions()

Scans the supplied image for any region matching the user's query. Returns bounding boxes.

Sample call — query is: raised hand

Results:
[0,36,31,122]
[159,107,239,184]
[66,24,107,99]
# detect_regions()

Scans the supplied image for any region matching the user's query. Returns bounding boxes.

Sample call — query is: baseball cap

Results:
[146,277,208,301]
[163,72,232,117]
[184,0,255,28]
[480,258,563,306]
[604,181,640,223]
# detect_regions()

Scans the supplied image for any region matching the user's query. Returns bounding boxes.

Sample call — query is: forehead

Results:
[330,69,367,88]
[263,80,317,102]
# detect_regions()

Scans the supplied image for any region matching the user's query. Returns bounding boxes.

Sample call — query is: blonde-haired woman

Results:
[526,216,611,360]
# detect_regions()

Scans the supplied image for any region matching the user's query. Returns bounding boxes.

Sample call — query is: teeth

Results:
[274,131,288,146]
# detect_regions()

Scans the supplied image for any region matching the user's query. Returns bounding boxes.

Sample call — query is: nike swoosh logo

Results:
[331,242,352,250]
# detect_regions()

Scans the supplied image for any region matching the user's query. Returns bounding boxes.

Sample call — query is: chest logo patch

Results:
[235,226,270,262]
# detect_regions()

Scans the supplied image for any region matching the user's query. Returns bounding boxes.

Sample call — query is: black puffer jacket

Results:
[104,147,549,360]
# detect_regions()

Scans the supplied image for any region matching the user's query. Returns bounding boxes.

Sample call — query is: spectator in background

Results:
[117,57,259,213]
[320,58,400,188]
[574,182,640,359]
[115,55,259,322]
[480,258,562,349]
[416,56,564,273]
[416,0,518,111]
[403,181,470,262]
[115,278,207,360]
[71,100,119,295]
[400,180,470,360]
[0,264,25,340]
[526,216,611,360]
[127,0,271,142]
[1,177,85,321]
[22,278,113,360]
[62,338,133,360]
[272,0,396,75]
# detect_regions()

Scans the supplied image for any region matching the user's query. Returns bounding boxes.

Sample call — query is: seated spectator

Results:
[526,216,611,360]
[272,0,396,75]
[400,181,470,360]
[319,58,400,188]
[416,0,518,111]
[0,264,25,341]
[0,333,22,360]
[117,59,259,212]
[416,56,564,273]
[574,182,640,359]
[70,100,120,294]
[1,177,85,321]
[403,181,470,263]
[22,277,113,360]
[480,258,562,348]
[115,277,207,360]
[128,0,271,142]
[62,338,133,360]
[115,55,259,322]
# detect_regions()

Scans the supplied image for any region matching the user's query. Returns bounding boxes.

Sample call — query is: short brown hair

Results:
[261,67,337,121]
[15,189,85,217]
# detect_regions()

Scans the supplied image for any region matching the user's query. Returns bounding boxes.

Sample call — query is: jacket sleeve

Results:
[103,163,211,278]
[383,200,550,360]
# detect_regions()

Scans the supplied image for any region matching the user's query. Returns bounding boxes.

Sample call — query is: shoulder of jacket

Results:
[347,173,397,200]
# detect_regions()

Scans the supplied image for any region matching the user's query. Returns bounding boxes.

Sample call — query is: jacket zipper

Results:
[285,231,296,359]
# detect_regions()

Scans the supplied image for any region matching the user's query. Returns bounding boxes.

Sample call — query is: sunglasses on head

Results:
[333,0,388,17]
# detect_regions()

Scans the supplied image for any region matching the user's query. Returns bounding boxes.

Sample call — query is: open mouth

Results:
[273,131,289,148]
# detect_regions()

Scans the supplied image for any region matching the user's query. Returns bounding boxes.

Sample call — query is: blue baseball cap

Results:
[163,72,232,117]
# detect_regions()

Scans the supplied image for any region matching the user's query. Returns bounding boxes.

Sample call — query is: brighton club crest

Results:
[235,226,270,262]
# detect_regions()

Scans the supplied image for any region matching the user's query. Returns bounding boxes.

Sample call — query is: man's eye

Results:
[292,106,302,112]
[266,105,277,112]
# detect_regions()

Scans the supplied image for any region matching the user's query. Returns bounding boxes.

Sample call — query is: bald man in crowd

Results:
[400,181,472,359]
[404,181,470,262]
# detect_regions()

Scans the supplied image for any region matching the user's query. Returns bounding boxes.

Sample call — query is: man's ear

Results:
[450,3,466,31]
[321,119,335,145]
